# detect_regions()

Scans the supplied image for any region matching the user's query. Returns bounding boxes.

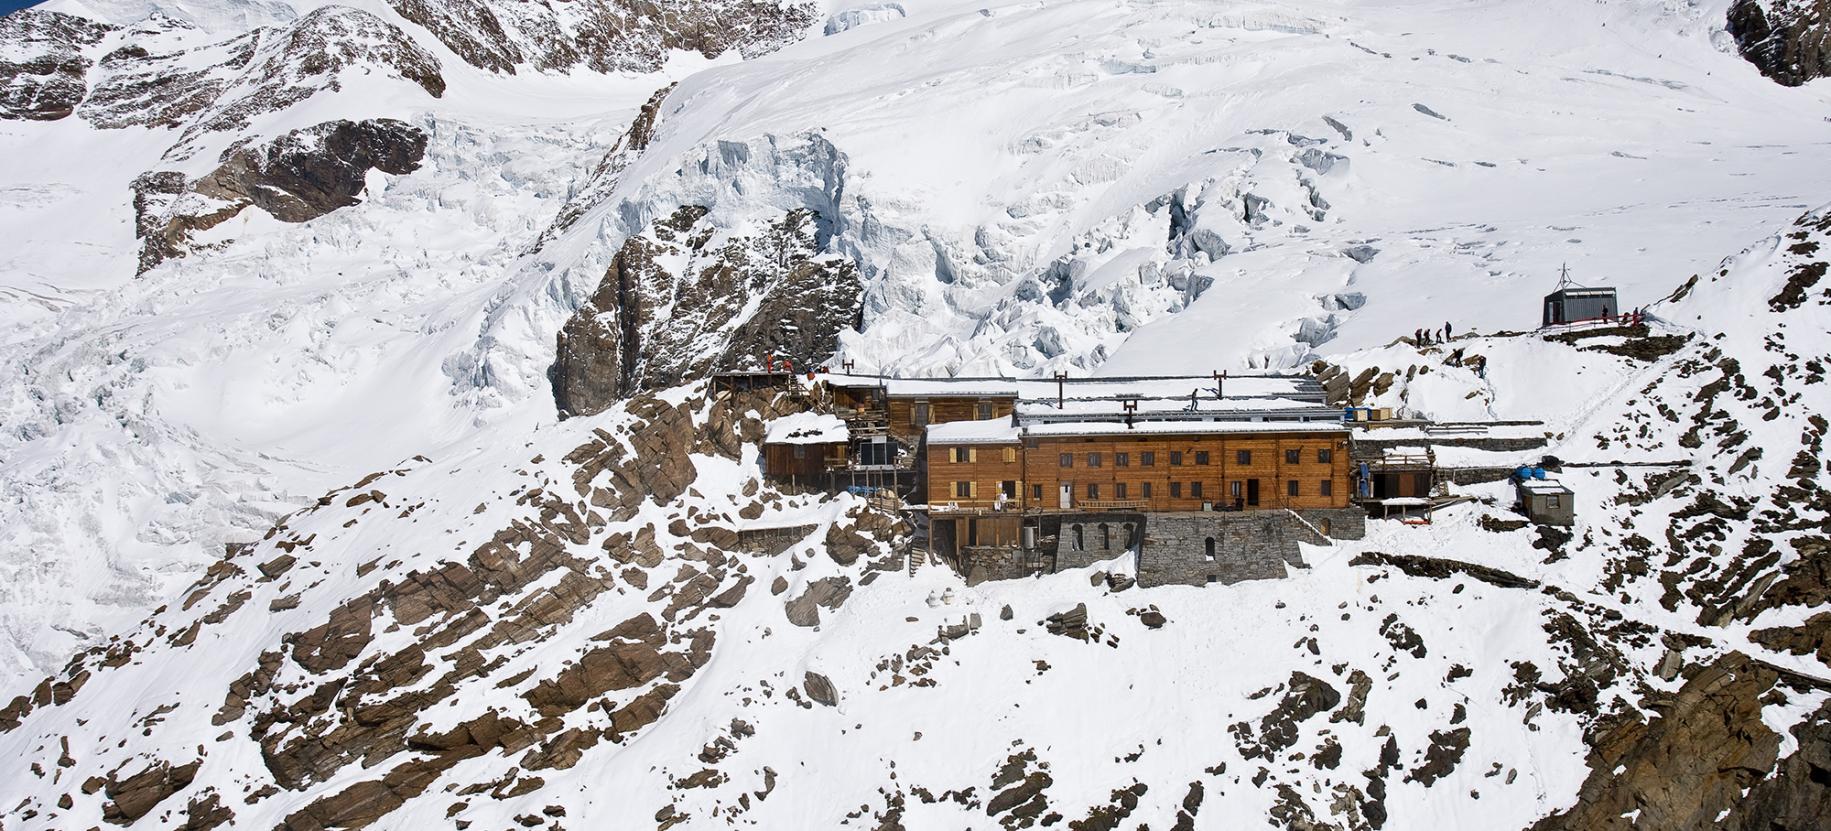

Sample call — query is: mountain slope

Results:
[1,204,1829,829]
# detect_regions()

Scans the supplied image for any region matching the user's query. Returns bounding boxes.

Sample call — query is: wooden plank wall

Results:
[887,396,1016,443]
[763,441,848,478]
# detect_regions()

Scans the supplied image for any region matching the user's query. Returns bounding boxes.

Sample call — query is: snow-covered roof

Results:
[763,413,849,444]
[820,373,1320,402]
[927,418,1348,444]
[1022,420,1347,438]
[1518,478,1573,494]
[924,419,1021,445]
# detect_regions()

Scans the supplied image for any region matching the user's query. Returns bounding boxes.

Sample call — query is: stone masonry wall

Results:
[1135,508,1366,588]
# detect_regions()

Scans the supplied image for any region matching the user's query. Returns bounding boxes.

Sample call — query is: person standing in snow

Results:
[1444,321,1453,340]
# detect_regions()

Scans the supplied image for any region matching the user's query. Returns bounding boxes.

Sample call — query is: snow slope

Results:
[0,0,1827,795]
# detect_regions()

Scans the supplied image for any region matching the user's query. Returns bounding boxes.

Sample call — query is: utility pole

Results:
[1054,371,1068,410]
[842,359,855,373]
[1212,370,1227,400]
[1122,398,1138,429]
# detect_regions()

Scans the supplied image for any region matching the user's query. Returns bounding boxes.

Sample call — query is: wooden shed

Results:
[761,413,850,484]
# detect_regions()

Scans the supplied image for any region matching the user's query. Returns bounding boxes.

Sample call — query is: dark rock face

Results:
[0,10,113,121]
[1728,0,1831,87]
[4,7,443,140]
[552,205,863,417]
[102,758,201,824]
[133,118,429,272]
[1532,652,1830,831]
[384,0,817,76]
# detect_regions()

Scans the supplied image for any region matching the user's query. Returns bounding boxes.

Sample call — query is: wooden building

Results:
[760,413,850,485]
[822,378,1019,444]
[925,420,1352,514]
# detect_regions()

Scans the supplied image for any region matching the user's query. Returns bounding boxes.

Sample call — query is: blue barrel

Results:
[1532,467,1547,480]
[1343,407,1355,421]
[1515,466,1533,482]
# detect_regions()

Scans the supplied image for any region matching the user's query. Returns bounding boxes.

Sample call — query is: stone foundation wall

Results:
[941,508,1367,588]
[1135,508,1365,588]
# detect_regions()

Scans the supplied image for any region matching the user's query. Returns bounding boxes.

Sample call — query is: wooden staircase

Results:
[907,545,926,576]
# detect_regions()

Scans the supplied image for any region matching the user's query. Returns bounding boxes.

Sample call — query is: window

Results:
[951,446,971,463]
[1548,494,1562,509]
[1115,452,1129,468]
[1191,481,1204,498]
[1140,451,1155,466]
[1088,453,1103,468]
[1001,480,1017,498]
[1059,453,1073,468]
[1207,575,1219,584]
[1319,479,1333,497]
[793,445,807,459]
[1285,449,1301,465]
[914,402,930,425]
[954,481,972,498]
[1115,483,1128,499]
[977,402,995,419]
[1170,482,1183,498]
[1003,447,1017,463]
[1237,450,1252,465]
[1195,451,1210,465]
[1141,482,1152,498]
[1170,451,1184,466]
[1088,483,1101,499]
[1032,484,1044,501]
[1204,537,1216,561]
[1288,480,1300,497]
[1231,481,1243,498]
[1318,448,1333,464]
[1100,524,1111,550]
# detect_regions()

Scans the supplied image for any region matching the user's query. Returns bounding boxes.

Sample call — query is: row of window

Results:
[1057,448,1332,468]
[964,479,1338,502]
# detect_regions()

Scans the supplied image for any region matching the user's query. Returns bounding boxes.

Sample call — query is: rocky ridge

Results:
[552,204,863,417]
[383,0,817,75]
[1729,0,1831,86]
[132,118,430,272]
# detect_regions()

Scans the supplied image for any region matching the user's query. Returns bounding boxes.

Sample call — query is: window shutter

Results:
[969,481,979,498]
[970,447,979,463]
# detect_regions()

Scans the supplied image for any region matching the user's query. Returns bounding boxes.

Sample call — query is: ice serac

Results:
[551,204,863,417]
[384,0,818,74]
[1728,0,1831,86]
[0,10,113,121]
[132,118,429,272]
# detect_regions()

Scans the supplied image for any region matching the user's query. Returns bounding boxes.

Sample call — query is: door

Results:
[1059,483,1073,509]
[1246,478,1260,507]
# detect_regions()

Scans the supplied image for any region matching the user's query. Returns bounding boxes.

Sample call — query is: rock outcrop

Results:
[0,10,113,121]
[1532,652,1831,831]
[3,7,444,147]
[383,0,817,75]
[552,205,863,417]
[133,118,429,272]
[1728,0,1831,87]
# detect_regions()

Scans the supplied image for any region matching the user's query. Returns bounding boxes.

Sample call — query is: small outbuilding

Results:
[1542,285,1618,327]
[761,413,850,483]
[1518,478,1574,526]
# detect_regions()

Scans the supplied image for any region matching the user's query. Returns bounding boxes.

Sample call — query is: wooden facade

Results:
[762,441,848,480]
[887,395,1016,443]
[927,429,1352,513]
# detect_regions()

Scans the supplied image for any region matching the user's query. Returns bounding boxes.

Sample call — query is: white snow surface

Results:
[0,0,1828,825]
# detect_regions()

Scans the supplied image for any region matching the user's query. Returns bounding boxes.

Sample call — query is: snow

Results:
[924,418,1019,445]
[763,411,849,443]
[1,0,1830,826]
